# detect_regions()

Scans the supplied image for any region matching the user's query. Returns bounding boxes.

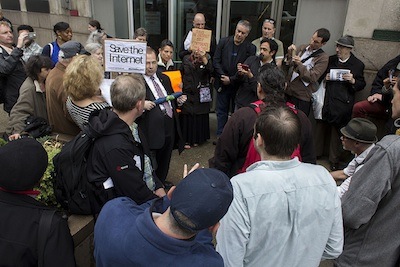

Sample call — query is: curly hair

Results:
[63,55,103,101]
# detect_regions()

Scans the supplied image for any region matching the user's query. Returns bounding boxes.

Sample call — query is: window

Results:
[0,0,21,11]
[26,0,50,13]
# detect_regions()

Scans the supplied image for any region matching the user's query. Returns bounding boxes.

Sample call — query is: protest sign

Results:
[190,28,212,52]
[104,39,146,74]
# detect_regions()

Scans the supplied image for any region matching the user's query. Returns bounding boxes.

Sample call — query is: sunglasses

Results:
[264,19,275,24]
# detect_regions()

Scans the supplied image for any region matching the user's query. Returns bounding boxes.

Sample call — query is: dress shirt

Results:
[143,74,173,112]
[338,144,375,198]
[217,159,343,267]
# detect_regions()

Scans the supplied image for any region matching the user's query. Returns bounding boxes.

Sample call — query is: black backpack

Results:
[52,126,99,215]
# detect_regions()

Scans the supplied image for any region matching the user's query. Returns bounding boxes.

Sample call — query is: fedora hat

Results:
[335,35,354,48]
[340,118,377,143]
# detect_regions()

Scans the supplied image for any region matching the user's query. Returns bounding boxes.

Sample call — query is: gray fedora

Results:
[340,118,377,143]
[335,35,354,48]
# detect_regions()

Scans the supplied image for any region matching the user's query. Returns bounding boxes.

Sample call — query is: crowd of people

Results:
[0,10,400,267]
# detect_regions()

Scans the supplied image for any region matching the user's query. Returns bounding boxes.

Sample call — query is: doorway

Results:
[222,0,276,41]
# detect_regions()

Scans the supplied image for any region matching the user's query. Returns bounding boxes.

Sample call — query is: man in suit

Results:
[213,20,256,138]
[138,47,186,185]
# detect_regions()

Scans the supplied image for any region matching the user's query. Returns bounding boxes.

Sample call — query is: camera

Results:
[27,32,37,40]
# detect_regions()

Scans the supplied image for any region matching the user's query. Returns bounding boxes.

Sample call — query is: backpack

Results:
[237,101,302,174]
[52,126,99,215]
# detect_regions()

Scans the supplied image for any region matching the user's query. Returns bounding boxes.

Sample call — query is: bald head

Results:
[193,13,206,29]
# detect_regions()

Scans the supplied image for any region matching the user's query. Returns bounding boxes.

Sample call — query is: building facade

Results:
[1,0,399,93]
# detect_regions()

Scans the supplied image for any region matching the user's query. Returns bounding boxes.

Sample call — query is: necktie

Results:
[150,76,173,118]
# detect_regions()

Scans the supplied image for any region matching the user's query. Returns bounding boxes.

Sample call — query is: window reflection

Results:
[133,0,169,50]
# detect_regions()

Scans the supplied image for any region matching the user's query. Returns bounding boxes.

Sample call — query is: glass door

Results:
[223,0,276,42]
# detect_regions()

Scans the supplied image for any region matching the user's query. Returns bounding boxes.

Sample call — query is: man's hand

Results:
[221,75,230,85]
[325,73,331,81]
[342,72,355,84]
[367,93,383,103]
[292,55,302,65]
[154,188,166,197]
[177,95,187,105]
[16,31,29,49]
[144,100,156,110]
[183,163,200,178]
[8,133,21,141]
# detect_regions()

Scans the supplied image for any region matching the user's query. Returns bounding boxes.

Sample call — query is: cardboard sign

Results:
[104,39,146,74]
[190,28,211,52]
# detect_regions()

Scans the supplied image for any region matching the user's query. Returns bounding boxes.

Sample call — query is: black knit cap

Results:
[0,138,48,191]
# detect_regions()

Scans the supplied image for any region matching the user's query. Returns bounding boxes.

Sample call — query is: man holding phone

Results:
[235,38,279,109]
[17,25,42,62]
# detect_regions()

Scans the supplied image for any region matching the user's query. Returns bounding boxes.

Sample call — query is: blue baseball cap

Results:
[170,168,233,232]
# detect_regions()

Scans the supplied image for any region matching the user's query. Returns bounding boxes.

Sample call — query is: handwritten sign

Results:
[190,28,211,52]
[104,39,146,74]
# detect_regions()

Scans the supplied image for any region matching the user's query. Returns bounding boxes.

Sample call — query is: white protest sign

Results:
[104,39,146,74]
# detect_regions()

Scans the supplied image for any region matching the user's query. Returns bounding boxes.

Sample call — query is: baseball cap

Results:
[0,138,48,191]
[59,41,86,59]
[170,168,233,232]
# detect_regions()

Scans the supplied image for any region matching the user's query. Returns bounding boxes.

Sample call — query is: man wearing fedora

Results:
[330,118,377,198]
[335,77,400,266]
[317,35,366,171]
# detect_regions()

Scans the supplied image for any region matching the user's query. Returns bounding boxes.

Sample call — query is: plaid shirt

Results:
[21,42,42,62]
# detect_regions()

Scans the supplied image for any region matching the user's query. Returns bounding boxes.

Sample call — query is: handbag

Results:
[199,84,212,103]
[23,116,52,138]
[312,81,326,120]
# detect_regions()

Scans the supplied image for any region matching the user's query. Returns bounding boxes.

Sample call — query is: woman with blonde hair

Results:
[64,55,110,129]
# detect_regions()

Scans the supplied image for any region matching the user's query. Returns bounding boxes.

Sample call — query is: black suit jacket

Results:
[213,36,256,87]
[138,72,184,153]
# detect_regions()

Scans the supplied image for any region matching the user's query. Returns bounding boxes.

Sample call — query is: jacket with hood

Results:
[86,109,163,213]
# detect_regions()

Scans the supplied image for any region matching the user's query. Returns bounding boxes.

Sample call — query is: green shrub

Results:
[35,137,63,208]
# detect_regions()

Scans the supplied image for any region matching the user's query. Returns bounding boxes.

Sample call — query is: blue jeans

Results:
[216,86,236,136]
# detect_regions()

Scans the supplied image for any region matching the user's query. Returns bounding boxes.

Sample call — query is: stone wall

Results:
[3,9,91,47]
[344,0,400,101]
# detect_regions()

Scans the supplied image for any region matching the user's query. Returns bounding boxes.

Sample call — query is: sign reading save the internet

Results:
[104,39,147,74]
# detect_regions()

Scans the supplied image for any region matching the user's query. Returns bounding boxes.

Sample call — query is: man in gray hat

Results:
[335,77,400,266]
[331,118,377,198]
[316,35,366,171]
[46,40,85,137]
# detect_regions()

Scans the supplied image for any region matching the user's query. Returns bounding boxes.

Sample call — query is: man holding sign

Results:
[178,13,216,60]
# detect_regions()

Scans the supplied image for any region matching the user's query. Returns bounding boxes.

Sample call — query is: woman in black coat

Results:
[180,50,213,148]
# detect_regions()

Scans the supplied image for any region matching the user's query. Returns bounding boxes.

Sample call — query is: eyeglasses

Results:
[264,19,275,24]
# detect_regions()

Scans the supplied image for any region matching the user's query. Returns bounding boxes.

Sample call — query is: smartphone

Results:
[241,64,249,71]
[28,32,37,40]
[389,69,395,81]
